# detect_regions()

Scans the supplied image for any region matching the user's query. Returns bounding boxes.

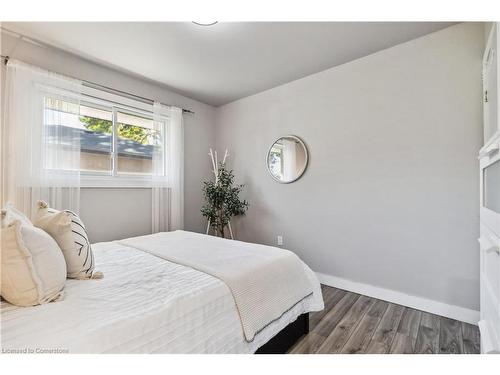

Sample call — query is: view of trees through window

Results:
[79,114,156,145]
[44,96,164,176]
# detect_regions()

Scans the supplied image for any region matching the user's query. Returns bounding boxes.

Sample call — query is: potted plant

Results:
[201,162,248,238]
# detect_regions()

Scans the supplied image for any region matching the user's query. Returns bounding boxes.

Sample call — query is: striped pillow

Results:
[34,201,103,280]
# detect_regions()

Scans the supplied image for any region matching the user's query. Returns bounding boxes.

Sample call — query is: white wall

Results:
[215,23,484,311]
[0,31,216,241]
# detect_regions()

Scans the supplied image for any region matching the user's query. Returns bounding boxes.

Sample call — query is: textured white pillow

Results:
[0,219,67,307]
[33,201,103,280]
[1,202,33,228]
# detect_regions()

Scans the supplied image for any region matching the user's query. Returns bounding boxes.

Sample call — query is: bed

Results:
[1,231,323,354]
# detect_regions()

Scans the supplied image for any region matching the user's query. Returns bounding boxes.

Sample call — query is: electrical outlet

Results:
[277,235,283,246]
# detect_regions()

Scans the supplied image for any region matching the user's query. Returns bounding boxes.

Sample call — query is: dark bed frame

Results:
[255,313,309,354]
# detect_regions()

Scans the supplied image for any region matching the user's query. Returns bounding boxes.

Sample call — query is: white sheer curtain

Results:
[1,60,83,219]
[151,103,184,232]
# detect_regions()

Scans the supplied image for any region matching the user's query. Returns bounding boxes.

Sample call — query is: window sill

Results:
[81,174,165,189]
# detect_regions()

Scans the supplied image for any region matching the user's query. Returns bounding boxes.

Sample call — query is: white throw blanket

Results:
[118,230,314,342]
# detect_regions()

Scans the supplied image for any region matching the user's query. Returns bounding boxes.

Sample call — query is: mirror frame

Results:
[266,135,309,184]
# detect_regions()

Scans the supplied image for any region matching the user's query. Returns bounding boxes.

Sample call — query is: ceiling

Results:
[3,22,455,106]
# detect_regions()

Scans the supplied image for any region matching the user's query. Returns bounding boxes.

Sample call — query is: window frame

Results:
[42,84,168,188]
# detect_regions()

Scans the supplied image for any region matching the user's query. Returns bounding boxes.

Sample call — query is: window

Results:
[116,111,162,175]
[43,94,166,184]
[78,103,113,173]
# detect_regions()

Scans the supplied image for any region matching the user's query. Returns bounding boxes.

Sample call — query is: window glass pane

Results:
[116,112,162,175]
[117,112,153,129]
[44,97,81,170]
[44,98,112,173]
[78,104,113,173]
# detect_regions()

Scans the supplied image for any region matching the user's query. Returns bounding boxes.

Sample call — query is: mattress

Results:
[1,240,323,353]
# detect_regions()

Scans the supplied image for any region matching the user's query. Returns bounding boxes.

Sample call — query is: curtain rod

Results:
[0,53,195,115]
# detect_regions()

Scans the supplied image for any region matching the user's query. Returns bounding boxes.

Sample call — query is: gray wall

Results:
[215,23,484,310]
[80,188,152,241]
[1,31,216,241]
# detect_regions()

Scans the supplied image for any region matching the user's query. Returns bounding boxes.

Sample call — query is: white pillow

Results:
[1,219,67,307]
[33,201,103,280]
[1,202,33,228]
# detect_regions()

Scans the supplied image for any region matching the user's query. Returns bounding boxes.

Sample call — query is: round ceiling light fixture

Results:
[192,21,218,27]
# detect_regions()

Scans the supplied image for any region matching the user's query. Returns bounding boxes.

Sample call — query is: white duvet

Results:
[1,238,323,353]
[119,231,315,342]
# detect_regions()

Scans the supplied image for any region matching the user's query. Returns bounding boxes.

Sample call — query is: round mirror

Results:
[267,135,308,183]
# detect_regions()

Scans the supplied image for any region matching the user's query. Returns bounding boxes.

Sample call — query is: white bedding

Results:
[1,240,323,353]
[119,231,314,342]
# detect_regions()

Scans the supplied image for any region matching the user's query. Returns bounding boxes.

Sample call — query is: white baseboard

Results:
[316,272,479,325]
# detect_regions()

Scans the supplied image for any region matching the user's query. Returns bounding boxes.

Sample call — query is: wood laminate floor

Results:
[289,285,480,354]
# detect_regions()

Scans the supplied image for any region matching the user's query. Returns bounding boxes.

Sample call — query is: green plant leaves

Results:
[201,162,248,237]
